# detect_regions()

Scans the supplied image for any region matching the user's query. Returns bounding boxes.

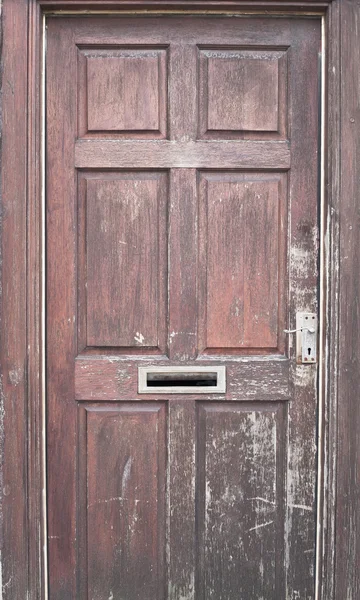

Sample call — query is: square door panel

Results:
[198,172,287,354]
[78,172,168,352]
[78,47,168,138]
[198,48,288,139]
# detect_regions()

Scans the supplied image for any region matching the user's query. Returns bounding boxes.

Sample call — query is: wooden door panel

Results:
[78,403,166,600]
[198,172,286,353]
[46,15,320,600]
[198,48,288,139]
[197,402,285,600]
[78,47,168,138]
[78,171,168,352]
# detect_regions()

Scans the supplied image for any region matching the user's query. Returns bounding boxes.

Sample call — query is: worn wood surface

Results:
[5,2,360,600]
[79,403,166,600]
[317,2,340,599]
[334,0,360,598]
[198,172,286,352]
[84,173,167,350]
[75,357,291,401]
[1,0,31,598]
[75,140,290,169]
[198,48,287,139]
[45,14,320,600]
[197,402,286,599]
[46,20,78,600]
[39,0,333,9]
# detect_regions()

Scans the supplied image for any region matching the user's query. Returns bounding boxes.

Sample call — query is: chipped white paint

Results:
[2,577,12,595]
[8,368,22,386]
[134,331,144,344]
[293,364,317,389]
[168,575,195,600]
[169,330,196,344]
[88,496,123,509]
[108,591,114,600]
[290,245,313,280]
[121,456,132,495]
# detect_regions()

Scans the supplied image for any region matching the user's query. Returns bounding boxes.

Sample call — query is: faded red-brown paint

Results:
[1,2,359,600]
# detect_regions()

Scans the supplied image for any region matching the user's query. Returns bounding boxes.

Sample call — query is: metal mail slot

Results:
[138,366,226,394]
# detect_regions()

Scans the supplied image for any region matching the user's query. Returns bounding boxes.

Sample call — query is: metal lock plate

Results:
[296,312,317,364]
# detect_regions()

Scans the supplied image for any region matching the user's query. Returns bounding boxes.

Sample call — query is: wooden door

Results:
[46,14,320,600]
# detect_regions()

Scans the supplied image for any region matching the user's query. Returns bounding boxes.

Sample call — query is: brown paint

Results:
[1,2,359,600]
[46,14,319,600]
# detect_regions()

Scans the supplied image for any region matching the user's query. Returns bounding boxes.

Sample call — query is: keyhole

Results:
[308,347,312,356]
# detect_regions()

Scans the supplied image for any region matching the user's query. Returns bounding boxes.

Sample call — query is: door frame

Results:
[1,0,357,598]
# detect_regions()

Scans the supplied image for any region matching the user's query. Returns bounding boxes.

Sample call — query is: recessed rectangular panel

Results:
[82,403,166,600]
[78,47,167,138]
[198,48,287,139]
[197,402,285,600]
[198,172,286,354]
[82,172,167,350]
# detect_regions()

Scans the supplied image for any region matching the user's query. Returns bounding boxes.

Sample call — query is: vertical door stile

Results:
[286,28,320,599]
[167,400,197,600]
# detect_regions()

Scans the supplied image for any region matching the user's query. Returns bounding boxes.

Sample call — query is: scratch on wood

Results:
[247,520,274,533]
[249,497,276,505]
[289,503,313,512]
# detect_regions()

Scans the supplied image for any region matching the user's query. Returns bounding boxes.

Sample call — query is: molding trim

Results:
[1,1,350,599]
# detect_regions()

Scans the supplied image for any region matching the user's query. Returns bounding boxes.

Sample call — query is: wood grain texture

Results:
[83,173,167,350]
[167,401,197,600]
[39,0,333,8]
[168,169,198,360]
[27,3,46,597]
[197,402,285,599]
[78,403,166,600]
[318,2,340,599]
[1,1,29,598]
[75,357,291,401]
[198,49,288,138]
[5,3,360,600]
[45,15,320,600]
[46,19,78,600]
[198,172,286,353]
[75,139,290,169]
[77,47,167,138]
[335,0,360,598]
[88,55,159,131]
[285,20,320,599]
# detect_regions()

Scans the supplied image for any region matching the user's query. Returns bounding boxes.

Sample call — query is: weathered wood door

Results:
[46,14,320,600]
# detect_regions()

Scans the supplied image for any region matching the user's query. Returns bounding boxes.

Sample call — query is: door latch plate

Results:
[296,312,317,364]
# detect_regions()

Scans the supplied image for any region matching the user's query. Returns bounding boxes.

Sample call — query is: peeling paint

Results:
[88,496,123,509]
[121,456,132,495]
[8,369,22,386]
[134,331,144,344]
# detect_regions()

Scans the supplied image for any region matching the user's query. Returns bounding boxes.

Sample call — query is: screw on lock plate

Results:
[284,312,317,364]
